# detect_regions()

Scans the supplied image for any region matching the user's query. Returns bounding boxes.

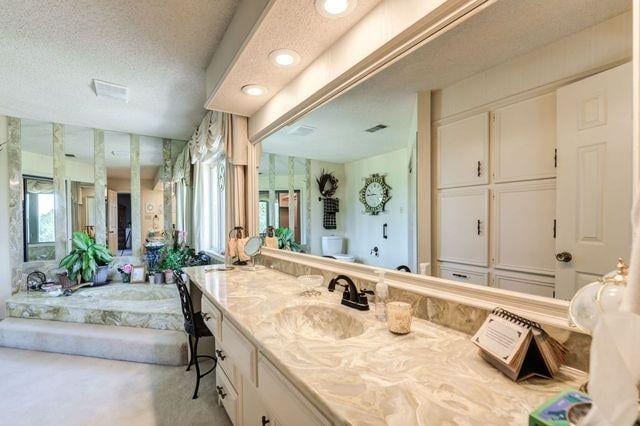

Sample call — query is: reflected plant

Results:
[275,227,301,252]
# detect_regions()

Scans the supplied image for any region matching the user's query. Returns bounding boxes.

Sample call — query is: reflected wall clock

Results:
[359,173,391,215]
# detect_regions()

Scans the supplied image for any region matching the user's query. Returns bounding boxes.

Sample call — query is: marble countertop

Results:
[184,265,585,425]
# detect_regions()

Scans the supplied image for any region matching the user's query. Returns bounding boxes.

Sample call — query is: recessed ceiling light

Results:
[315,0,357,18]
[269,49,301,68]
[241,84,267,96]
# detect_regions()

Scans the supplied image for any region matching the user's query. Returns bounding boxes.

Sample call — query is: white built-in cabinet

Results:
[201,296,331,426]
[434,92,557,296]
[436,112,489,188]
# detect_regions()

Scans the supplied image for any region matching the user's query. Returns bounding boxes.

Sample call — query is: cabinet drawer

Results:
[493,271,555,297]
[258,355,330,426]
[438,264,488,286]
[201,296,221,341]
[216,367,239,425]
[221,319,257,385]
[215,341,239,391]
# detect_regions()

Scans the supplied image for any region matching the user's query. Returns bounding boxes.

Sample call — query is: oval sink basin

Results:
[274,305,365,341]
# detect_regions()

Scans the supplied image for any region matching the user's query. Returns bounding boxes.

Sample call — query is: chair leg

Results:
[192,336,201,400]
[186,335,193,372]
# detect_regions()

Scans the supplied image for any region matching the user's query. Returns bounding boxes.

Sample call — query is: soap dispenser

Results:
[374,270,388,321]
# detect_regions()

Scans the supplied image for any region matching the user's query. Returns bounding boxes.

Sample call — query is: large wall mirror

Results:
[257,0,633,302]
[15,117,179,268]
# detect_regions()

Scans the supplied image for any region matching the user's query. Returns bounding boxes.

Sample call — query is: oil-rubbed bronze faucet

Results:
[328,275,373,311]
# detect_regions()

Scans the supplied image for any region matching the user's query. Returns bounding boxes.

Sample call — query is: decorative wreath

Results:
[316,169,339,198]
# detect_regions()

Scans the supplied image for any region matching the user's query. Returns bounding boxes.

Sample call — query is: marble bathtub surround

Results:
[6,284,183,331]
[185,265,585,424]
[93,129,106,246]
[52,123,67,260]
[7,117,23,294]
[256,254,592,372]
[130,135,141,258]
[162,138,173,237]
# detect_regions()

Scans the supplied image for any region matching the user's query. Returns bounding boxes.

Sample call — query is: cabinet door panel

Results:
[437,187,489,266]
[493,181,556,275]
[437,112,489,188]
[492,93,557,182]
[493,271,555,298]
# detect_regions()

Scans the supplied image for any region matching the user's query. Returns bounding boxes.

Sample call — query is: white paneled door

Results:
[555,62,633,299]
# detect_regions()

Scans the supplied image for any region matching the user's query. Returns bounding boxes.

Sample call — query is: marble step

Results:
[0,318,188,366]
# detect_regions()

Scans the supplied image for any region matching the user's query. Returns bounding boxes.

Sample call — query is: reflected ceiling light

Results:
[241,84,267,96]
[269,49,301,68]
[315,0,357,18]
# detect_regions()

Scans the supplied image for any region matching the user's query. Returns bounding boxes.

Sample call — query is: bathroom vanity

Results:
[184,265,585,425]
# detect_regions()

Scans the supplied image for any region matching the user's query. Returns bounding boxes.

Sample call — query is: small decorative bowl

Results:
[297,275,324,297]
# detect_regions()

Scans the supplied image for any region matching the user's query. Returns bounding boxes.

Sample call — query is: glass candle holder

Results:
[386,301,413,334]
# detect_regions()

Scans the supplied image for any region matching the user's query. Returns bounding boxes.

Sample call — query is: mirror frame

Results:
[244,0,640,332]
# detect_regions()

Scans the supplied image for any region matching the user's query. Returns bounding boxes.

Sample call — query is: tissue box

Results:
[529,389,592,426]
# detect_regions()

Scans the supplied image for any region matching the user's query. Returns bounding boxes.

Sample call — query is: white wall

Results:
[343,148,410,269]
[22,151,94,182]
[0,116,11,318]
[432,11,632,120]
[309,161,345,255]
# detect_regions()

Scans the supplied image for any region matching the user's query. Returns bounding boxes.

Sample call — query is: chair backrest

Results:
[174,271,196,334]
[396,265,411,273]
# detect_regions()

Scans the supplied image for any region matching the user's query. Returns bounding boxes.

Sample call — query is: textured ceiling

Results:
[209,0,383,116]
[0,0,239,140]
[262,0,631,163]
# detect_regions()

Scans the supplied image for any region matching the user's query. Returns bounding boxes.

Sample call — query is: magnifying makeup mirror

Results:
[242,236,265,271]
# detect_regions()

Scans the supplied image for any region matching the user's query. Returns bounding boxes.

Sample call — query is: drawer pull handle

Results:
[261,416,271,425]
[477,160,481,177]
[202,312,211,321]
[216,385,227,399]
[477,219,481,235]
[215,349,226,361]
[452,273,468,279]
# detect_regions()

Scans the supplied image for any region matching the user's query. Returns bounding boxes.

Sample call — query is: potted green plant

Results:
[159,246,185,284]
[275,227,301,252]
[59,231,114,285]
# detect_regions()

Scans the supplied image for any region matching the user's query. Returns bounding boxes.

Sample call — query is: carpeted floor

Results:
[0,347,231,426]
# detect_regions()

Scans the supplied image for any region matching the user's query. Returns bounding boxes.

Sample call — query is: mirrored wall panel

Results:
[257,0,633,301]
[105,131,131,255]
[65,125,95,248]
[21,119,55,261]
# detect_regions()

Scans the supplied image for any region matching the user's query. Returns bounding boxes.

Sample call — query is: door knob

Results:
[555,252,573,262]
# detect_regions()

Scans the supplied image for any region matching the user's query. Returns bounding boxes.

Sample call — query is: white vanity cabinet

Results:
[201,295,331,426]
[437,262,488,286]
[436,112,489,188]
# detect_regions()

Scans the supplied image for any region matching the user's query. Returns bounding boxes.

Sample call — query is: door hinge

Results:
[554,148,558,168]
[553,219,557,239]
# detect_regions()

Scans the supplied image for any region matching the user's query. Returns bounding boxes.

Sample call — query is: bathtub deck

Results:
[5,284,183,331]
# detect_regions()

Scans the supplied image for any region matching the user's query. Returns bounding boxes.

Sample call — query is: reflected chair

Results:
[396,265,411,273]
[174,272,217,399]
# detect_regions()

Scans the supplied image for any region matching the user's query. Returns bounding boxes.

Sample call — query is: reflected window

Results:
[200,158,226,255]
[24,176,55,261]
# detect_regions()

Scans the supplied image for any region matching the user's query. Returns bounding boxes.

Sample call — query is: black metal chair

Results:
[174,271,217,399]
[396,265,411,273]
